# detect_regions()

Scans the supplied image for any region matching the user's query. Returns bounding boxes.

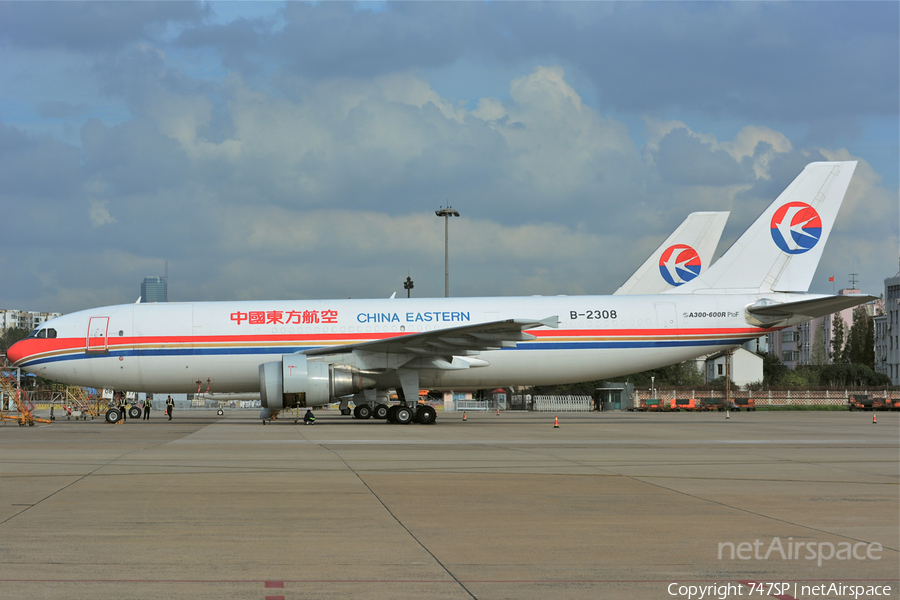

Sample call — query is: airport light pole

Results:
[404,276,414,298]
[435,206,459,297]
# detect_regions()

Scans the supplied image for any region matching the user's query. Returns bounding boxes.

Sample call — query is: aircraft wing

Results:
[304,316,559,358]
[745,295,878,327]
[302,316,559,401]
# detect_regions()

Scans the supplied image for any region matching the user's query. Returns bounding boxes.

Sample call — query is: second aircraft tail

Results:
[668,161,857,295]
[614,211,729,295]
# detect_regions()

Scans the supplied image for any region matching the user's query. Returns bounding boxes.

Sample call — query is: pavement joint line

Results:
[0,437,174,526]
[616,473,900,552]
[299,427,479,600]
[531,433,900,553]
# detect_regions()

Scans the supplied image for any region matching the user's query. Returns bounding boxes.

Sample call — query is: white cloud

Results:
[88,199,116,227]
[1,52,895,311]
[643,117,792,180]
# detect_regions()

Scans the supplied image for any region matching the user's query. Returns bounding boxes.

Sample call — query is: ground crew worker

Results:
[143,397,151,420]
[166,395,174,420]
[303,409,315,425]
[119,396,127,423]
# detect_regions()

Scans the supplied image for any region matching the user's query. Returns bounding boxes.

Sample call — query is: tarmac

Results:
[0,409,897,600]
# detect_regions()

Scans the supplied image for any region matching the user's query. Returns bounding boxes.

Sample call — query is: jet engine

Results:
[259,355,375,410]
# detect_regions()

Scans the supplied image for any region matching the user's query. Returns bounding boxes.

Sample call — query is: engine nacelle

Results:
[259,355,374,410]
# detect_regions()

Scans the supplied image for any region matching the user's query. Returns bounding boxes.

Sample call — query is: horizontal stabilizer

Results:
[745,294,877,328]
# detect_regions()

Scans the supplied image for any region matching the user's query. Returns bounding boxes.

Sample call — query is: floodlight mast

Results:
[435,206,459,297]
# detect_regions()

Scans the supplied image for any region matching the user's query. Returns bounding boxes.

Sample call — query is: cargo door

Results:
[86,316,110,353]
[654,303,677,329]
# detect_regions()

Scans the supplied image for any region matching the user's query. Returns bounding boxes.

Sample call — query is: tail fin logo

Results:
[770,202,822,254]
[658,244,701,286]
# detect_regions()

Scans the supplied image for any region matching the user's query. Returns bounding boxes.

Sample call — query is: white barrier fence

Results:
[532,395,592,412]
[456,400,490,411]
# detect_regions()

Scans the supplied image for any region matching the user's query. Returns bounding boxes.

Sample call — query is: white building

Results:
[768,314,831,368]
[767,285,882,369]
[694,347,764,388]
[881,271,900,385]
[0,309,63,332]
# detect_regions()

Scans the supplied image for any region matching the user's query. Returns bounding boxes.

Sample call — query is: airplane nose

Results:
[6,340,27,365]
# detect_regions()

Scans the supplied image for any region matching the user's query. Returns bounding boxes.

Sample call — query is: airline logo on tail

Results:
[770,202,822,254]
[658,244,701,286]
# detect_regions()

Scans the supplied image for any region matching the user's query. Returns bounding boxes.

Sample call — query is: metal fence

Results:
[532,395,592,412]
[634,389,899,406]
[456,400,490,411]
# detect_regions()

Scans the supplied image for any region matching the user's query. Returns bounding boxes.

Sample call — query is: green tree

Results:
[761,351,789,386]
[845,306,874,367]
[863,314,875,370]
[818,363,891,387]
[809,322,827,365]
[0,328,29,356]
[830,312,846,364]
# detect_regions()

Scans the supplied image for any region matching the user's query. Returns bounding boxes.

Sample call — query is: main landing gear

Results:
[352,401,436,424]
[349,373,437,425]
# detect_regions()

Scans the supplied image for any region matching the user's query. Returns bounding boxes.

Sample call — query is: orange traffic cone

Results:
[873,413,877,424]
[496,408,500,416]
[554,415,559,428]
[463,411,467,422]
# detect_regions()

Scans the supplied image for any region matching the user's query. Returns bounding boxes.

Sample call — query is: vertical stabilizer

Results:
[668,161,857,294]
[615,212,729,294]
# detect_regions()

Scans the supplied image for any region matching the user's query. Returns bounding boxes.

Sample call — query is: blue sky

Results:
[0,1,897,313]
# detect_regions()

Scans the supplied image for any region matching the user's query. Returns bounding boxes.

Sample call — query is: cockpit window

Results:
[28,328,57,339]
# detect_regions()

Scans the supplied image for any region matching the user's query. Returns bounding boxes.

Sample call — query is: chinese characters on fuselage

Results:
[230,310,338,325]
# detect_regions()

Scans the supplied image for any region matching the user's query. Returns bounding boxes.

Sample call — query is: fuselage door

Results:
[654,303,677,329]
[86,316,110,353]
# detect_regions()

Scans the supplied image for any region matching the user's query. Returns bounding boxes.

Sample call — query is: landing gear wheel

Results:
[217,409,224,416]
[341,408,351,416]
[416,405,437,425]
[394,406,413,425]
[105,408,121,423]
[386,405,399,423]
[128,406,142,419]
[354,404,372,419]
[373,404,389,420]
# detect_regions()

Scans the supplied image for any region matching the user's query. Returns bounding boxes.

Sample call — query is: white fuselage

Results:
[10,293,788,394]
